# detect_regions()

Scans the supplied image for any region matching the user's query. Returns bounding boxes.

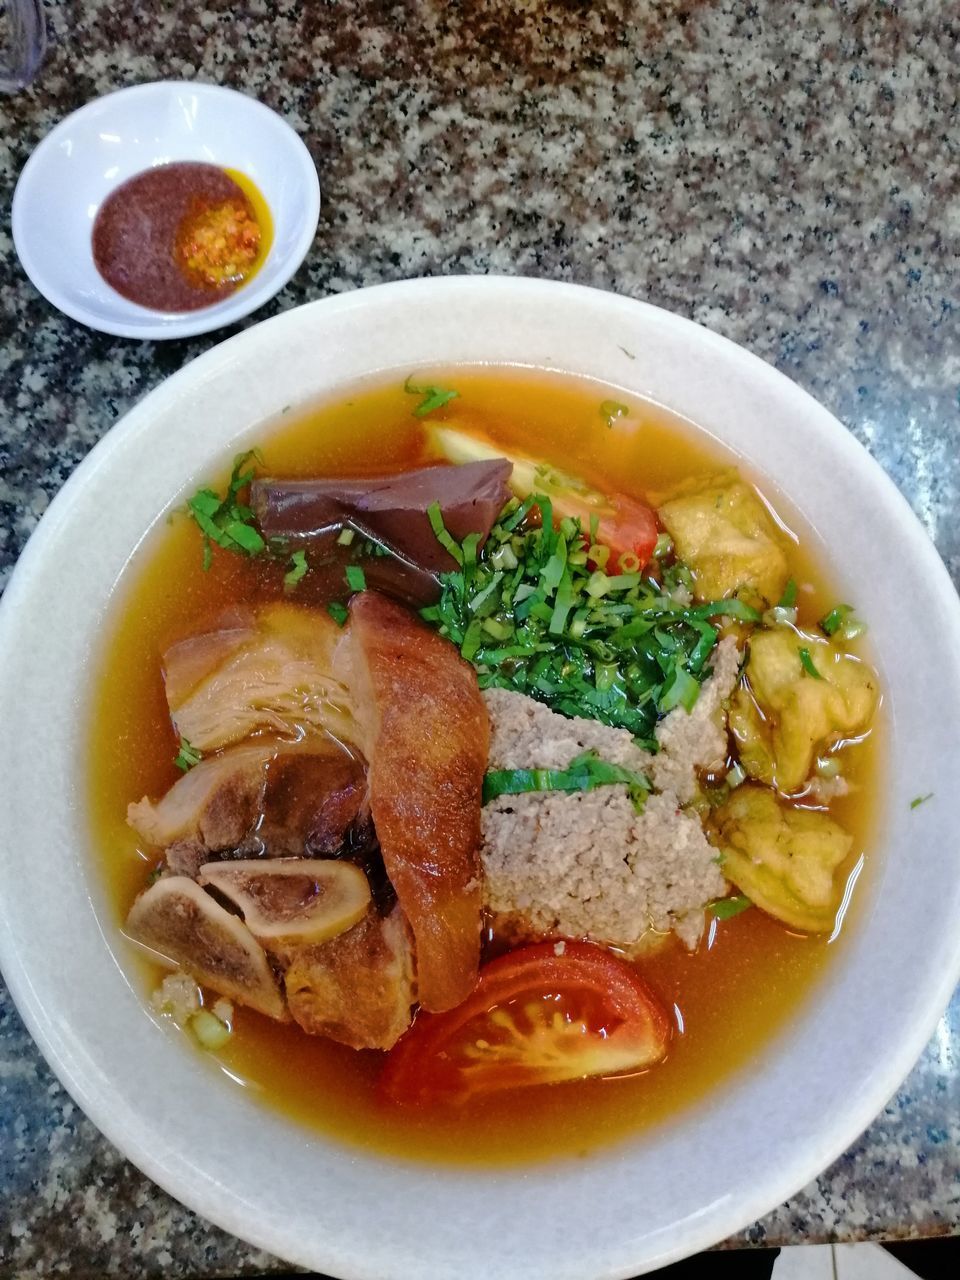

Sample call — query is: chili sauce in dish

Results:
[92,161,272,312]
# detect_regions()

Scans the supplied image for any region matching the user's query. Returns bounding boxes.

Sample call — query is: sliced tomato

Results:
[380,941,671,1104]
[589,494,659,574]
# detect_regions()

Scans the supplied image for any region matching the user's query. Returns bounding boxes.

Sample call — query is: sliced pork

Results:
[283,906,416,1049]
[128,740,368,878]
[126,876,287,1020]
[346,591,487,1012]
[164,602,357,752]
[198,858,371,947]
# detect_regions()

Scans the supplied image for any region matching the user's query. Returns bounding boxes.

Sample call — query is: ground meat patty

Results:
[479,638,740,951]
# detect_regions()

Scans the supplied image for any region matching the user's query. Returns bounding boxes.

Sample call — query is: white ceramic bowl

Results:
[11,81,320,339]
[1,278,959,1279]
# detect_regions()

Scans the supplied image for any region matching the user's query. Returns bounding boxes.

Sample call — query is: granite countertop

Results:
[2,1,959,1275]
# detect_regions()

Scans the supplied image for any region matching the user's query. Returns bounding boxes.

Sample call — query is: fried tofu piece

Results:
[657,472,789,606]
[712,784,853,932]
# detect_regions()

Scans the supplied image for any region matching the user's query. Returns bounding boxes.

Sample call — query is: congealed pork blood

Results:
[346,591,487,1012]
[251,458,512,575]
[126,876,287,1020]
[127,740,369,878]
[283,906,416,1050]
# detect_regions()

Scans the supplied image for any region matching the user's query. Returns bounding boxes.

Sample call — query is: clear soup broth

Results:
[89,368,878,1166]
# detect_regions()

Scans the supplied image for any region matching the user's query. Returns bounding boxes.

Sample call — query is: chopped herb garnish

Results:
[798,647,823,679]
[600,399,629,428]
[345,564,367,592]
[283,549,308,588]
[404,375,459,418]
[173,738,202,772]
[819,603,866,641]
[327,602,349,626]
[778,579,798,609]
[707,894,753,920]
[910,793,934,810]
[186,449,266,569]
[483,750,650,809]
[422,496,748,744]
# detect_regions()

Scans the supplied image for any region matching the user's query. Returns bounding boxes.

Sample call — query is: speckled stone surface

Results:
[2,0,959,1275]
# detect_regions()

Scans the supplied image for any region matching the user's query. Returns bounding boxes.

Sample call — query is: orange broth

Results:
[89,368,878,1167]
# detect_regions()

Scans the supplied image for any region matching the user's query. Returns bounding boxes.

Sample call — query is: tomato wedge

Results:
[380,941,671,1104]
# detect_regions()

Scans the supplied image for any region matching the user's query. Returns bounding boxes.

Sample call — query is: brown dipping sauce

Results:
[92,162,264,313]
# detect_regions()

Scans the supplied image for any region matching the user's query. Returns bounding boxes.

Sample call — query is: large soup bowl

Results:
[1,277,959,1278]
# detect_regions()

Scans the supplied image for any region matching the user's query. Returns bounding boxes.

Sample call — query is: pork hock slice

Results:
[199,859,371,948]
[126,876,287,1020]
[283,906,416,1049]
[164,602,357,752]
[128,740,367,878]
[345,591,487,1011]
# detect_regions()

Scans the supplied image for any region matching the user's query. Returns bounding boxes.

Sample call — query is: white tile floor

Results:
[772,1243,916,1278]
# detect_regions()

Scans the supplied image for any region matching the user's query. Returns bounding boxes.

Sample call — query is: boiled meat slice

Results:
[283,906,416,1049]
[198,859,371,947]
[126,876,287,1020]
[127,740,368,878]
[164,602,357,752]
[346,591,487,1012]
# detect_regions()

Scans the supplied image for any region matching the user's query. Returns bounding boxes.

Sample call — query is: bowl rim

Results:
[2,275,960,1278]
[10,79,321,340]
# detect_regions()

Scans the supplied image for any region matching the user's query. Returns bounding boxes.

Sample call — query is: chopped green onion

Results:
[283,549,309,588]
[778,579,798,609]
[483,749,650,806]
[798,647,823,679]
[762,604,798,627]
[910,793,934,810]
[189,1008,232,1051]
[337,528,356,546]
[173,738,202,772]
[659,665,700,713]
[186,449,266,568]
[707,894,753,920]
[599,399,629,427]
[726,761,746,789]
[816,755,842,779]
[345,564,366,592]
[404,375,459,418]
[653,532,674,559]
[820,603,857,637]
[426,501,464,565]
[327,602,349,626]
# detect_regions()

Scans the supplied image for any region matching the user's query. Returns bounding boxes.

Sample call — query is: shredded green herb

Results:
[798,646,823,679]
[345,564,367,592]
[600,399,629,428]
[707,894,753,920]
[173,738,202,772]
[778,579,798,609]
[483,750,650,810]
[186,450,266,570]
[910,792,934,810]
[422,497,754,746]
[327,601,349,626]
[404,375,459,418]
[819,602,866,641]
[283,549,308,588]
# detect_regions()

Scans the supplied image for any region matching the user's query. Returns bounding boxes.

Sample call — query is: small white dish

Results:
[11,80,321,340]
